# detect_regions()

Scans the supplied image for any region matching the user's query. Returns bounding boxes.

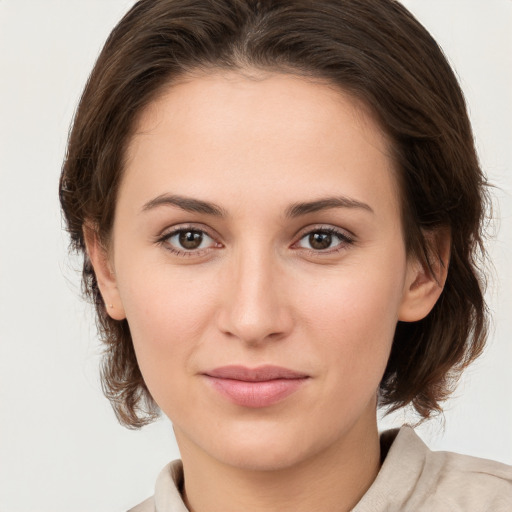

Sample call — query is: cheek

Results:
[297,257,406,385]
[301,260,404,332]
[115,264,220,393]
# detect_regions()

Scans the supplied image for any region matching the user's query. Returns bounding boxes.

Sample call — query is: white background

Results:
[0,1,511,511]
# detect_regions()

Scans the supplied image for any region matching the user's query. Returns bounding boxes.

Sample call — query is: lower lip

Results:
[205,377,307,408]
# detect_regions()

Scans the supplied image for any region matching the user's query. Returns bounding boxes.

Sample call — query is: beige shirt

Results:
[129,426,512,511]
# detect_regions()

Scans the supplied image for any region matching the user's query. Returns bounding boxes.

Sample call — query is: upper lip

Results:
[204,365,309,382]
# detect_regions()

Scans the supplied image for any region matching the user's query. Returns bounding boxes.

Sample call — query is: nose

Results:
[216,247,294,346]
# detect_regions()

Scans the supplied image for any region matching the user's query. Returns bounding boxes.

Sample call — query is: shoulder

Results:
[128,496,155,512]
[127,459,187,512]
[354,426,512,512]
[420,440,512,511]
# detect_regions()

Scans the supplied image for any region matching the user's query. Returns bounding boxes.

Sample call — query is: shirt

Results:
[128,426,512,511]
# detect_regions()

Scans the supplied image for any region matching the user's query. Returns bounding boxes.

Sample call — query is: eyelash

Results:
[293,226,355,255]
[155,224,220,257]
[155,225,355,257]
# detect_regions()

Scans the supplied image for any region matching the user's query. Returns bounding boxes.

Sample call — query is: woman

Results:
[59,0,512,510]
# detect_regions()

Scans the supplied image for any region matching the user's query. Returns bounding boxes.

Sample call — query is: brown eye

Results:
[179,230,203,249]
[296,228,353,252]
[309,232,332,250]
[163,228,217,253]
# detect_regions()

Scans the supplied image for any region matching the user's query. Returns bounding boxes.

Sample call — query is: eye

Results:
[159,227,219,254]
[296,228,353,252]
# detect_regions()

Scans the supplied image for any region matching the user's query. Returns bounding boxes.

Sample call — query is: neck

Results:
[176,411,381,512]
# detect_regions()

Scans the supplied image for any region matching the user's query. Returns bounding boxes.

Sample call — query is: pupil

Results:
[309,232,332,250]
[179,231,202,249]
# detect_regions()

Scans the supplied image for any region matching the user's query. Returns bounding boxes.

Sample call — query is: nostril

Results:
[217,308,293,345]
[215,257,294,344]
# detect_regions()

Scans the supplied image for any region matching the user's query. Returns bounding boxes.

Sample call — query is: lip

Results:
[203,365,309,408]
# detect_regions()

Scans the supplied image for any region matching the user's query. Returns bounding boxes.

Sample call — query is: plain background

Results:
[0,1,511,511]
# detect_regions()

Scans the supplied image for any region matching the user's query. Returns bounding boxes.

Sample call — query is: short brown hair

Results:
[60,0,489,428]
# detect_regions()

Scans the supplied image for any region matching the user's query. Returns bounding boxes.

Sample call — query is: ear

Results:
[398,227,451,322]
[83,224,126,321]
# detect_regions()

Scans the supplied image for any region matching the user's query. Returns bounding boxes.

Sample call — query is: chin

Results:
[216,441,311,472]
[197,419,343,473]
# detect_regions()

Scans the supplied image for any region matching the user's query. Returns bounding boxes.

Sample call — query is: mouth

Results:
[202,365,310,408]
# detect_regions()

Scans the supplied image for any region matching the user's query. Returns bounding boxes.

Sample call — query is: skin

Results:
[87,71,446,512]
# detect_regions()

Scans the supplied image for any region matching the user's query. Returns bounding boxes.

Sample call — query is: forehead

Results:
[122,71,400,218]
[130,70,389,154]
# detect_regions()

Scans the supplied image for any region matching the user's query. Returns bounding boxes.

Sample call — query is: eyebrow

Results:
[141,193,374,217]
[285,196,374,217]
[141,194,227,216]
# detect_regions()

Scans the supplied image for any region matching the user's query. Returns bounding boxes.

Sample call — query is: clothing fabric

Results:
[128,426,512,511]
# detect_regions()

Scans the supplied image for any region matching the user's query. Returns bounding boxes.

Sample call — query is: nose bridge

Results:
[218,240,291,344]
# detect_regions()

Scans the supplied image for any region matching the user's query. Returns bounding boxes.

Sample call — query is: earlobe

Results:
[398,228,450,323]
[83,224,126,321]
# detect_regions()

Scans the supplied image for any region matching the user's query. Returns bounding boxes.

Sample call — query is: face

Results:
[93,71,436,471]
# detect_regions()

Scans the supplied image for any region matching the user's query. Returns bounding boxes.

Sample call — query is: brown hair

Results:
[60,0,489,428]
